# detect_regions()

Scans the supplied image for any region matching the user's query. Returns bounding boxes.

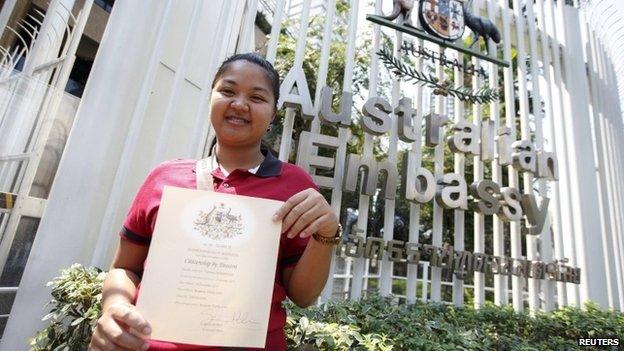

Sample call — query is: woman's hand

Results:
[89,302,151,351]
[273,188,339,239]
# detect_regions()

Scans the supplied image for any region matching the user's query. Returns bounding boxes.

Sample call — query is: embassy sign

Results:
[335,236,581,284]
[275,0,580,284]
[278,70,575,283]
[279,74,559,234]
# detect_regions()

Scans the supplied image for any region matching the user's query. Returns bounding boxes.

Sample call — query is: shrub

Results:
[29,264,105,351]
[285,296,624,351]
[31,265,624,351]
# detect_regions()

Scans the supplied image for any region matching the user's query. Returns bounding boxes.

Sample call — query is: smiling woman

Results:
[209,59,277,166]
[88,53,340,351]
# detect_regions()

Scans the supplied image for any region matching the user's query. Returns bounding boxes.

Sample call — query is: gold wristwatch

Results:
[312,224,343,246]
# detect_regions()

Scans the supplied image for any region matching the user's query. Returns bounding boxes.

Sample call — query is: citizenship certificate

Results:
[136,186,283,348]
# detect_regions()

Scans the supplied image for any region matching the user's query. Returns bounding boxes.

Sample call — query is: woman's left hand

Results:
[273,188,339,239]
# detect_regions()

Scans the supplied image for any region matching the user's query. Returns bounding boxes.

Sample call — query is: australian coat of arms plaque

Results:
[419,0,465,41]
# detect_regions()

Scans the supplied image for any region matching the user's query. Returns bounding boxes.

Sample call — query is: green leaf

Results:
[70,317,85,326]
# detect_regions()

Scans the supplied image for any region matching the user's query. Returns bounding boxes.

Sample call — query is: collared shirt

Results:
[120,149,317,351]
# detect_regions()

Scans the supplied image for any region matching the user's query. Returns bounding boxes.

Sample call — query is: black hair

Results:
[211,52,280,109]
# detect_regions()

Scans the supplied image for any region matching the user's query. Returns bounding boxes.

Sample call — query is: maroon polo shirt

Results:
[119,149,317,350]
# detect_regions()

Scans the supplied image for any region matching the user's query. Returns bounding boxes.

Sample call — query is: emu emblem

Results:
[419,0,465,41]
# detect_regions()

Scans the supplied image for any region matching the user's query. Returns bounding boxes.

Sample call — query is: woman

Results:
[89,53,340,351]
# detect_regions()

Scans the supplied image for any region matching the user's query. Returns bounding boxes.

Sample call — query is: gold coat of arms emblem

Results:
[419,0,465,41]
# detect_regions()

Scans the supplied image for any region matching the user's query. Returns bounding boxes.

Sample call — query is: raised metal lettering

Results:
[278,66,315,119]
[361,97,392,135]
[435,173,468,210]
[447,120,479,155]
[319,86,352,126]
[394,97,418,142]
[344,154,398,199]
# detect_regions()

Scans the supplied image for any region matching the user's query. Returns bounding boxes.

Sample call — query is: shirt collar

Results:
[207,145,282,178]
[255,147,282,177]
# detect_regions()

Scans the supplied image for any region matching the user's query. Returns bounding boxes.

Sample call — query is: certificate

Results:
[136,186,283,348]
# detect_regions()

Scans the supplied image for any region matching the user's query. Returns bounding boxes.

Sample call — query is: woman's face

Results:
[210,60,276,149]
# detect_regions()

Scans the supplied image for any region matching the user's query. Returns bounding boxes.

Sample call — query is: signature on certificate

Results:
[200,310,260,327]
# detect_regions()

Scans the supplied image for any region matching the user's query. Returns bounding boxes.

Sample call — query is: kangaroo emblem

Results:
[381,0,416,26]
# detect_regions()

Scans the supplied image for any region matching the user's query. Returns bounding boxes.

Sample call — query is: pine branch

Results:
[377,47,500,105]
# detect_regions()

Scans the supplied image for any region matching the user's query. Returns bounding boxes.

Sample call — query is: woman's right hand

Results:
[89,302,152,351]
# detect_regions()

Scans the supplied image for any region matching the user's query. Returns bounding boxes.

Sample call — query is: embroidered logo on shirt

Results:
[193,203,243,240]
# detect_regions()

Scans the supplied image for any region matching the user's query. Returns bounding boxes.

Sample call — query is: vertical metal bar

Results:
[603,56,624,298]
[604,119,624,310]
[599,45,624,307]
[470,0,486,310]
[612,126,624,311]
[544,0,570,307]
[558,1,605,307]
[614,137,624,310]
[380,28,402,297]
[430,45,446,303]
[535,0,559,312]
[421,261,429,302]
[237,0,259,53]
[452,49,465,307]
[604,120,624,250]
[310,0,336,134]
[512,0,530,312]
[278,0,311,162]
[321,0,357,302]
[265,0,286,64]
[499,0,516,307]
[585,27,617,309]
[525,0,544,313]
[487,0,505,308]
[363,261,370,292]
[225,1,248,55]
[349,0,381,300]
[614,137,624,304]
[406,19,425,304]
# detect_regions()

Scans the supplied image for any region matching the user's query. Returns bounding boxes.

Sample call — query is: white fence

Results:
[260,0,624,313]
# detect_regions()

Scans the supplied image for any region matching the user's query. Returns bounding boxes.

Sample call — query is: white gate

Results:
[259,0,624,313]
